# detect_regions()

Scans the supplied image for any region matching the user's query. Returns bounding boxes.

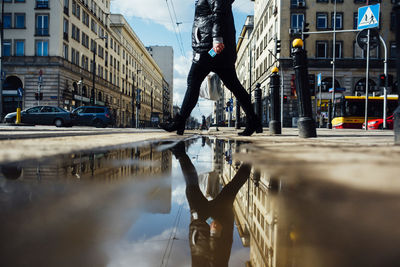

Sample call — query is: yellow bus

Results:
[332,95,399,129]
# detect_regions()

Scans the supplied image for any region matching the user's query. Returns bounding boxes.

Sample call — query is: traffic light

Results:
[283,95,288,103]
[35,92,43,100]
[302,22,310,39]
[379,74,386,87]
[275,39,281,54]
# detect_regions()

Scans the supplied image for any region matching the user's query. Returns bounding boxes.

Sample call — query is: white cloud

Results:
[110,0,194,32]
[233,0,254,14]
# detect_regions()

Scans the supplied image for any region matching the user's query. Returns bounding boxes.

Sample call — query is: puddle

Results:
[1,136,399,267]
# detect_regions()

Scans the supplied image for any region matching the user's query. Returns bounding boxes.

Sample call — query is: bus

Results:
[332,95,399,129]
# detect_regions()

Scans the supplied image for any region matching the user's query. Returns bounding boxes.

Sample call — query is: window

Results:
[316,13,328,29]
[36,0,49,9]
[317,0,328,2]
[332,41,343,58]
[15,40,24,56]
[36,14,49,36]
[390,42,396,59]
[3,40,11,56]
[63,19,69,41]
[353,42,379,59]
[72,0,80,18]
[391,13,395,31]
[291,13,304,29]
[71,24,80,42]
[82,11,89,26]
[3,14,11,29]
[15,14,26,28]
[331,12,343,29]
[36,40,49,56]
[316,41,328,58]
[64,0,69,15]
[63,43,68,59]
[353,12,358,29]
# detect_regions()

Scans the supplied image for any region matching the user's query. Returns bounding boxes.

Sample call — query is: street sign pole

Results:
[364,29,370,131]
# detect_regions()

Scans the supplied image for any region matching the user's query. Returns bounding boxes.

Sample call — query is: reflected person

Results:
[171,141,251,266]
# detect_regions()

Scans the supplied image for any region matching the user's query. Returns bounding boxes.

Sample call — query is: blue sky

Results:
[110,0,254,121]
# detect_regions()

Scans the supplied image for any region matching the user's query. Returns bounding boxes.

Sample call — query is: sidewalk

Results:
[209,127,400,194]
[0,126,399,193]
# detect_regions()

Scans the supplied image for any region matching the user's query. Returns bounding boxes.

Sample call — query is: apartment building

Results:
[1,0,168,127]
[234,0,396,127]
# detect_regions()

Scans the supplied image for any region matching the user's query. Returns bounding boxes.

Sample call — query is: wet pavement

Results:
[1,135,400,267]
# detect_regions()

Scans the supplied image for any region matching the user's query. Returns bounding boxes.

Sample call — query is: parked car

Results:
[71,106,114,127]
[362,114,394,130]
[3,106,72,127]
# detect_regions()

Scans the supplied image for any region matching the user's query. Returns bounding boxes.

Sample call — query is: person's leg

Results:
[179,62,210,120]
[215,67,262,136]
[160,60,210,134]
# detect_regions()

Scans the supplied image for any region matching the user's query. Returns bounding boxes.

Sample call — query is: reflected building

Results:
[216,140,289,267]
[0,144,172,213]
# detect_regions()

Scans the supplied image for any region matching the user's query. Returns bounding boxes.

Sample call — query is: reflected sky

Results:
[0,137,250,267]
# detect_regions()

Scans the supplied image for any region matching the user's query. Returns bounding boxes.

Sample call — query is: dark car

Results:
[71,106,114,127]
[3,106,72,127]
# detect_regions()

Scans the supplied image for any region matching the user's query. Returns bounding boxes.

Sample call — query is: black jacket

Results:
[192,0,237,64]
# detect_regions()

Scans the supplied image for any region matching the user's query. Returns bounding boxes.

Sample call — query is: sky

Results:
[110,0,254,121]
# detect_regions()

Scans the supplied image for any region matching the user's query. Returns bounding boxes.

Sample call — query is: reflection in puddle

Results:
[0,138,253,267]
[1,137,394,267]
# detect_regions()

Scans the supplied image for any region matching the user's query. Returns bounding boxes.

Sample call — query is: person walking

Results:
[160,0,262,136]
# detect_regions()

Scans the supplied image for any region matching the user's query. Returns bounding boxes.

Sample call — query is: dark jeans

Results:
[180,53,257,125]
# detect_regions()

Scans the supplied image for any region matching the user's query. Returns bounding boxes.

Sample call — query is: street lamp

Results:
[91,36,107,105]
[135,69,141,129]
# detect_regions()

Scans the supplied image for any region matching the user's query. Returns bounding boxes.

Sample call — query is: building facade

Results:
[146,45,174,120]
[233,0,397,127]
[1,0,168,127]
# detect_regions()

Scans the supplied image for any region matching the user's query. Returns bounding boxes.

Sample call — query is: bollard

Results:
[394,1,400,144]
[235,99,241,129]
[16,108,21,124]
[269,67,281,135]
[292,39,317,138]
[327,100,333,129]
[254,83,262,122]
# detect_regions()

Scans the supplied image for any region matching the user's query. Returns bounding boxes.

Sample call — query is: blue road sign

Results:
[357,4,380,30]
[17,87,24,97]
[317,73,322,87]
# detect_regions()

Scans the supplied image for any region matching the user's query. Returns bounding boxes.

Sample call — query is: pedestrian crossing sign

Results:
[357,4,380,30]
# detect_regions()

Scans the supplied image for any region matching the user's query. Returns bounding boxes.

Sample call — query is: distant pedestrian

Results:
[160,0,262,136]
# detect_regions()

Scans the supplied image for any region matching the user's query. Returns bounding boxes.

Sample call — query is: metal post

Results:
[254,83,262,122]
[91,45,96,105]
[394,0,400,144]
[0,0,4,119]
[292,39,317,138]
[280,68,284,127]
[269,68,281,135]
[235,99,240,129]
[327,100,332,129]
[131,80,135,128]
[379,35,388,129]
[364,29,371,131]
[331,0,337,121]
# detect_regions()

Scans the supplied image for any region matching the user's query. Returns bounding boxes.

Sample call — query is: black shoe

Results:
[238,121,263,136]
[159,114,185,135]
